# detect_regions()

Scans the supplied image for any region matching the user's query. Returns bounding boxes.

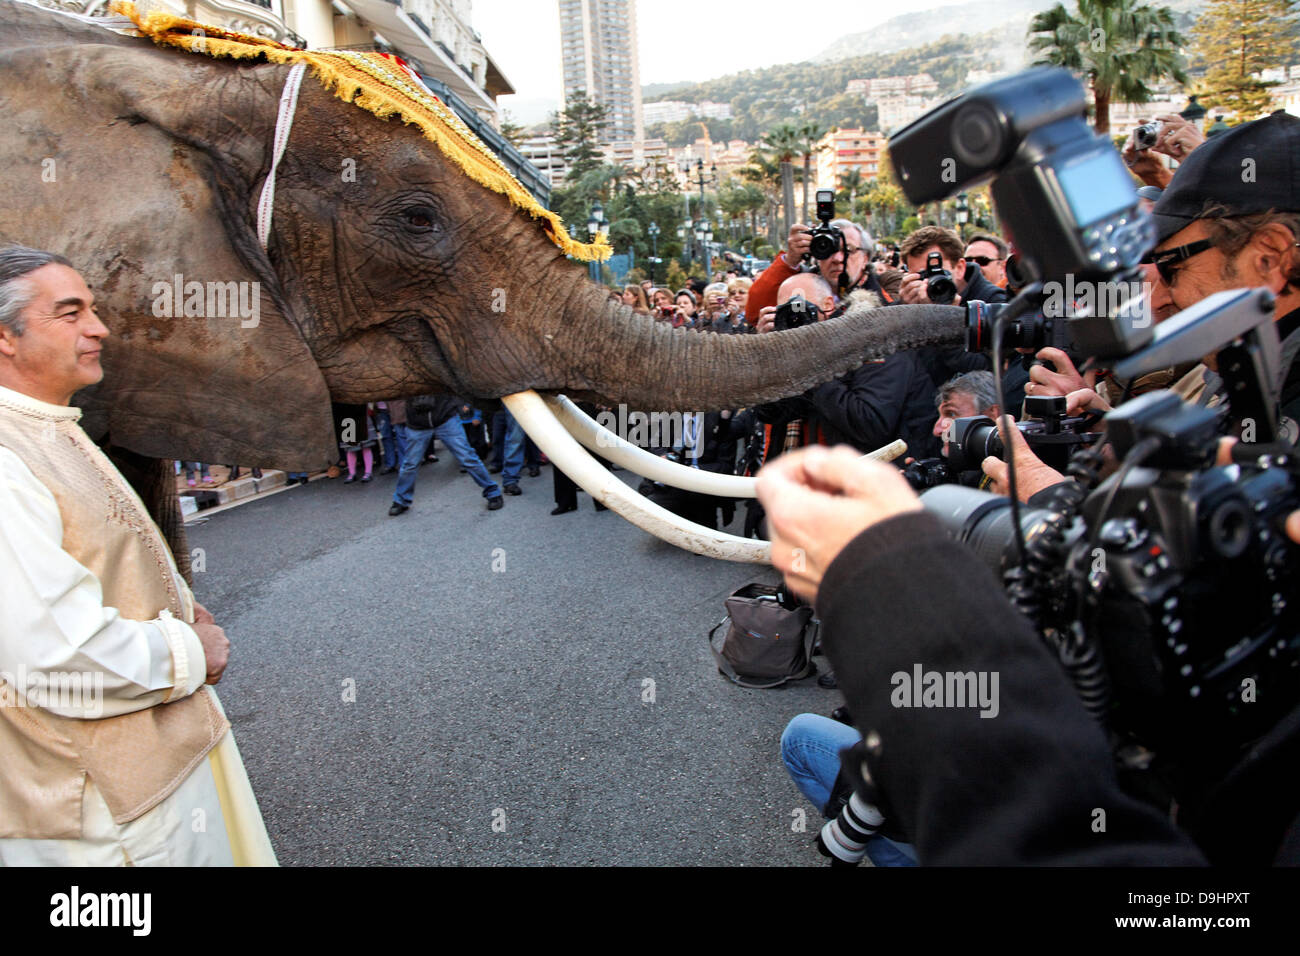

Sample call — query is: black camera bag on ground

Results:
[708,583,817,688]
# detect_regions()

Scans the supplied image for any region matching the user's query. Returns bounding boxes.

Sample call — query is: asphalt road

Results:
[187,459,842,866]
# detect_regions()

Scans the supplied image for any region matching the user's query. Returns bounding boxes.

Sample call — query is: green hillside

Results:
[643,32,995,146]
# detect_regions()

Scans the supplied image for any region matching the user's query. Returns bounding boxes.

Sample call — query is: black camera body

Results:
[807,188,845,262]
[901,457,953,491]
[946,395,1102,472]
[773,293,819,333]
[919,251,958,305]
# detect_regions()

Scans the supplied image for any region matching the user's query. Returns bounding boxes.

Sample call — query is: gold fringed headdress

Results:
[109,1,610,262]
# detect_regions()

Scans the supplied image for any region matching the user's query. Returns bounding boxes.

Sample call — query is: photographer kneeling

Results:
[757,445,1300,865]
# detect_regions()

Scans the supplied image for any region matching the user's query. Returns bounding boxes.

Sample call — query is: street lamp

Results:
[586,201,606,283]
[680,217,693,266]
[955,192,969,239]
[647,221,661,284]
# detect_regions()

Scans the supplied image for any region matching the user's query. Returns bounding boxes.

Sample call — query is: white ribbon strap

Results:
[256,62,308,251]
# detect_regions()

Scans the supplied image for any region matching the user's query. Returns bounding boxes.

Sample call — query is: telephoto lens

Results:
[920,483,1066,577]
[816,791,886,866]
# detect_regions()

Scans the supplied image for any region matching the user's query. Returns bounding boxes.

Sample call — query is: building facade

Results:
[557,0,643,144]
[814,128,886,192]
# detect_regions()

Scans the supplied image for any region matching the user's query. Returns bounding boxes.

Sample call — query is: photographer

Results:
[752,273,939,461]
[986,111,1300,502]
[898,226,1008,308]
[744,218,885,325]
[757,445,1220,865]
[1122,112,1206,190]
[963,234,1009,289]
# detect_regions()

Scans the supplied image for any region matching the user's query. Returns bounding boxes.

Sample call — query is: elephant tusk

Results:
[544,396,909,496]
[544,394,758,497]
[502,390,771,564]
[865,439,908,463]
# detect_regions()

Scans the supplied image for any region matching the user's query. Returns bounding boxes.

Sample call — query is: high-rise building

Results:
[557,0,644,144]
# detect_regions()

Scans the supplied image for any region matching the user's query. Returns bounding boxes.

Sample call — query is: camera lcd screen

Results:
[1055,151,1137,226]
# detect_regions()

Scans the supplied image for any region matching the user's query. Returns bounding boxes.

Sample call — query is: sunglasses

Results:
[1144,238,1213,284]
[964,255,1003,267]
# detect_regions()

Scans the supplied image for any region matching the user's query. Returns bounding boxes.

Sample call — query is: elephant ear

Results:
[0,13,336,469]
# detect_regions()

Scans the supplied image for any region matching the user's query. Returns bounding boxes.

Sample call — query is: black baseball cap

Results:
[1151,111,1300,244]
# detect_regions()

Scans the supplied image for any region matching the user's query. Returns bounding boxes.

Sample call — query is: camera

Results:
[919,251,958,305]
[807,189,845,262]
[1133,120,1163,151]
[891,66,1155,359]
[886,69,1300,814]
[902,457,953,491]
[773,293,820,332]
[945,395,1103,473]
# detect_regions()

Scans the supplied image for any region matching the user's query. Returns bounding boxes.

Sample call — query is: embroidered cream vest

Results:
[0,388,226,839]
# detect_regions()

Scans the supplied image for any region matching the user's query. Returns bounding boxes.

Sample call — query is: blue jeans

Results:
[377,408,404,470]
[501,412,526,485]
[393,419,500,507]
[780,713,918,867]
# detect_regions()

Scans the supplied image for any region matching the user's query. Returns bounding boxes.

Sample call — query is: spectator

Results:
[374,400,403,474]
[727,276,752,319]
[184,461,213,487]
[336,403,377,483]
[649,287,675,322]
[963,233,1009,288]
[389,394,503,515]
[673,289,698,329]
[621,284,651,315]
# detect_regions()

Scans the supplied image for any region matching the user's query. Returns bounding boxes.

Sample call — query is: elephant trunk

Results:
[552,282,967,411]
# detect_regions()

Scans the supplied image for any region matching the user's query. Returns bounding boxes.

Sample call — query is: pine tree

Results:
[1191,0,1300,121]
[552,91,610,181]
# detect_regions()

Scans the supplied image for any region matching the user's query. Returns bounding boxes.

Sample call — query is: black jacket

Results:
[757,350,941,460]
[818,511,1209,865]
[915,263,1008,390]
[406,394,461,431]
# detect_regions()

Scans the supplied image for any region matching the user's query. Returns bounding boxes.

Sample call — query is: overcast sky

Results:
[473,0,961,125]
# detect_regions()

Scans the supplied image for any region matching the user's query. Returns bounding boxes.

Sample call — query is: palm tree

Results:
[762,123,802,237]
[837,168,867,209]
[798,122,828,222]
[740,149,783,247]
[1028,0,1187,136]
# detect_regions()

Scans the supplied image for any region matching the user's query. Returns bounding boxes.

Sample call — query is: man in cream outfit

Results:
[0,245,275,865]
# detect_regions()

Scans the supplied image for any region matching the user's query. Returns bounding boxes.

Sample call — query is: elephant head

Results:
[0,3,965,558]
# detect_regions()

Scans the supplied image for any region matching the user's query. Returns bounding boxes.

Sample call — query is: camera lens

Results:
[810,233,837,260]
[926,274,958,305]
[921,485,1056,575]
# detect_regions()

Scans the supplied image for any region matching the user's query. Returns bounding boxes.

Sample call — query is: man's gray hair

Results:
[0,245,72,336]
[937,370,998,413]
[830,219,874,257]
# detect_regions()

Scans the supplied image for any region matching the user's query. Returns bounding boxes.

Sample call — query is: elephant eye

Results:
[401,206,440,234]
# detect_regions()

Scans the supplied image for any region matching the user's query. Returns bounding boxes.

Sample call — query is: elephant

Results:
[0,2,966,567]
